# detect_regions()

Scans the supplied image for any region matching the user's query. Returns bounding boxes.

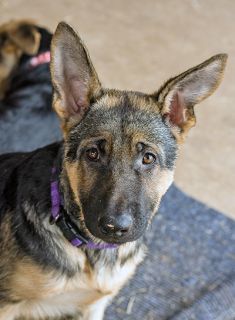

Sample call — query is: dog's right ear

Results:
[50,22,102,128]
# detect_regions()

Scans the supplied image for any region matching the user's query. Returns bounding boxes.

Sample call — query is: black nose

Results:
[99,214,133,237]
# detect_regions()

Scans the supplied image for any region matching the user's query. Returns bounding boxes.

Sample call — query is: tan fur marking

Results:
[96,92,123,110]
[10,260,54,301]
[64,162,84,220]
[0,19,41,98]
[146,168,174,221]
[64,161,101,243]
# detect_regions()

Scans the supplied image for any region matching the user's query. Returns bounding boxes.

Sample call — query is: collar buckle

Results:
[49,214,60,225]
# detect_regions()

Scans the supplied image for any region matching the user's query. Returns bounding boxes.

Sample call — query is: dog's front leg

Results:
[81,295,113,320]
[0,304,20,320]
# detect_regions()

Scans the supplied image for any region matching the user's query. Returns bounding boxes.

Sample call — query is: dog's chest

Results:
[12,246,144,319]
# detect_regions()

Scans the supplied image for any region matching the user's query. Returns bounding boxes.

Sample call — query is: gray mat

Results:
[106,185,235,320]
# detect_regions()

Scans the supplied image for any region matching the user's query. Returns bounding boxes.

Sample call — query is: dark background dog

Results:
[0,20,60,154]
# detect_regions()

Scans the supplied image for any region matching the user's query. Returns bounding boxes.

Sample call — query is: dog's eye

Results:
[142,152,156,165]
[86,147,99,161]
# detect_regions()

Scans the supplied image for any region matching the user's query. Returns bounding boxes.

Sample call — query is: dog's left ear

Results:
[154,54,227,141]
[8,22,41,55]
[50,22,102,127]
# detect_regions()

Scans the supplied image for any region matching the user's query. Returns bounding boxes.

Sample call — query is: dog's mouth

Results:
[76,220,127,245]
[80,214,148,245]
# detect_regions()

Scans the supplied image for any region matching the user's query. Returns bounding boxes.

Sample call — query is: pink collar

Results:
[29,51,50,68]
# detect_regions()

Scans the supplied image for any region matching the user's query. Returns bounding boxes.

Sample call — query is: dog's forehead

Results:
[77,90,170,142]
[96,90,160,112]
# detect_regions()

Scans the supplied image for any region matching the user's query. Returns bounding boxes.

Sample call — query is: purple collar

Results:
[50,167,117,250]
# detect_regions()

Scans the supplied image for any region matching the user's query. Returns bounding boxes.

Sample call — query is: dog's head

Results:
[0,20,41,98]
[50,22,227,245]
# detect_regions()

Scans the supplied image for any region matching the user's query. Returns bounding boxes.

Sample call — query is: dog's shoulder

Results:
[0,141,60,179]
[0,151,31,214]
[0,142,61,212]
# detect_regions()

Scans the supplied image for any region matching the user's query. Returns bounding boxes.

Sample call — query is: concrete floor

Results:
[0,0,234,218]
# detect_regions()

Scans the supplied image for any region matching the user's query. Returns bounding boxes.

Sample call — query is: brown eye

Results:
[86,147,99,161]
[142,152,156,165]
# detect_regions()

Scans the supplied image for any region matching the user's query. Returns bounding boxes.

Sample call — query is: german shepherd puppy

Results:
[0,22,227,320]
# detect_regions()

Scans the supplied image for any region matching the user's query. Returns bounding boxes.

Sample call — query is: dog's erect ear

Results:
[154,54,227,141]
[8,22,41,55]
[50,22,102,124]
